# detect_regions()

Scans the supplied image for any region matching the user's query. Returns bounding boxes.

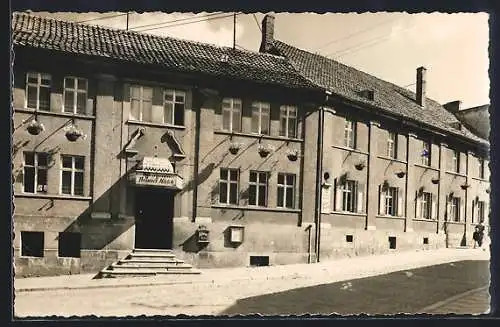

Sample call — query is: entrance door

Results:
[134,188,174,249]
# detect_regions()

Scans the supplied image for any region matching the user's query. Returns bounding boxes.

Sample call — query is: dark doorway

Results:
[134,187,175,249]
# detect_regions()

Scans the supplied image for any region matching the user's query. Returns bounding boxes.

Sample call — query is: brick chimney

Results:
[416,66,426,107]
[443,100,462,113]
[259,14,275,53]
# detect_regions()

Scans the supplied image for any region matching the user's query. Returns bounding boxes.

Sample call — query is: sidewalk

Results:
[15,247,490,293]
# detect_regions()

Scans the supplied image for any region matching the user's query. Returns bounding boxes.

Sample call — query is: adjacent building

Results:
[11,12,490,277]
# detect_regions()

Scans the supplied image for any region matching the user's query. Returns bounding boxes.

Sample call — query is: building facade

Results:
[11,13,490,277]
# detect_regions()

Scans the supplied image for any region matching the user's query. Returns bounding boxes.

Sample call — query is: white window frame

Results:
[418,192,432,219]
[279,105,298,138]
[251,101,271,135]
[421,140,431,166]
[25,72,51,110]
[63,76,88,114]
[384,187,398,216]
[452,150,460,173]
[249,171,269,207]
[344,118,356,148]
[277,173,296,209]
[23,152,48,194]
[219,168,239,205]
[450,197,461,222]
[387,132,397,159]
[478,158,485,179]
[221,98,242,132]
[341,180,358,213]
[163,89,186,125]
[129,85,153,122]
[477,201,485,223]
[60,155,85,196]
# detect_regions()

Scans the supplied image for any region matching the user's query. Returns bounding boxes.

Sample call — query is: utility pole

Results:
[233,12,236,50]
[126,12,129,31]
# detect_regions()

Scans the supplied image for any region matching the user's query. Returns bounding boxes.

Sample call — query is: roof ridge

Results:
[12,11,289,61]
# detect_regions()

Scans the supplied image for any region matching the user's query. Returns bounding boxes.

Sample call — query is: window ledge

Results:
[377,156,407,164]
[445,221,465,225]
[214,130,303,142]
[414,163,440,172]
[211,204,301,213]
[126,120,186,130]
[412,218,438,222]
[445,171,467,178]
[331,145,369,156]
[15,108,95,120]
[331,211,367,217]
[471,177,489,182]
[375,215,406,220]
[14,193,92,201]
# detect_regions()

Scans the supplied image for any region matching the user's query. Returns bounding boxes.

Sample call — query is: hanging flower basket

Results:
[460,183,470,190]
[64,124,86,142]
[354,161,366,171]
[286,149,299,162]
[229,142,243,155]
[431,177,440,185]
[486,188,490,194]
[382,180,389,191]
[26,119,45,136]
[395,171,406,179]
[258,144,274,158]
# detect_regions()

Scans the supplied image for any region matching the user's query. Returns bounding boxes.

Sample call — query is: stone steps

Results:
[97,248,201,278]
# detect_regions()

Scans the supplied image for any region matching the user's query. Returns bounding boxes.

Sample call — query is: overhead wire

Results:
[134,12,242,33]
[130,12,224,31]
[75,13,128,24]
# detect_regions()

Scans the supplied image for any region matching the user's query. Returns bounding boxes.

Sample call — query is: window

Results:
[251,101,270,135]
[277,173,295,209]
[477,201,485,223]
[478,158,485,179]
[163,89,185,125]
[279,105,298,138]
[341,180,358,212]
[63,77,87,114]
[61,155,85,196]
[23,152,48,194]
[222,98,242,132]
[129,85,153,122]
[421,141,431,166]
[344,118,356,148]
[58,232,81,258]
[249,171,268,207]
[26,72,51,110]
[449,197,461,222]
[219,168,239,205]
[387,132,397,159]
[417,192,432,219]
[382,186,399,216]
[452,150,460,173]
[21,231,44,257]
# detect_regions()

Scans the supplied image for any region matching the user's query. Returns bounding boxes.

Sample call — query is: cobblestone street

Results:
[14,248,490,317]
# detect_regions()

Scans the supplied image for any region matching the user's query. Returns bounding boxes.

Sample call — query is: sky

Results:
[28,11,490,109]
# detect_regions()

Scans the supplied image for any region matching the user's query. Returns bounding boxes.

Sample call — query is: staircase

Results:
[97,249,201,278]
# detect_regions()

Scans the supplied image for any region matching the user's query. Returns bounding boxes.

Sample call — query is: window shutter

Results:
[415,191,421,219]
[334,178,342,211]
[397,189,403,217]
[378,185,385,215]
[356,182,364,213]
[431,193,437,220]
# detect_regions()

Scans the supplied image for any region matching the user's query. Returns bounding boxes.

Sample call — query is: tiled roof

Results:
[11,12,318,90]
[269,40,489,147]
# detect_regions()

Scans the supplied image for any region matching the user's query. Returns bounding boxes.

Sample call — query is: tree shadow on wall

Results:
[58,175,135,251]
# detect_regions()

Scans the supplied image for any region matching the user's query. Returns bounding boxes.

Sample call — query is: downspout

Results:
[314,100,327,262]
[191,88,203,223]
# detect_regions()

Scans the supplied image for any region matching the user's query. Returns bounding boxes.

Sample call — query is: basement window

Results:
[21,231,44,257]
[389,236,397,249]
[250,256,269,267]
[58,232,82,258]
[346,235,354,243]
[423,237,429,245]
